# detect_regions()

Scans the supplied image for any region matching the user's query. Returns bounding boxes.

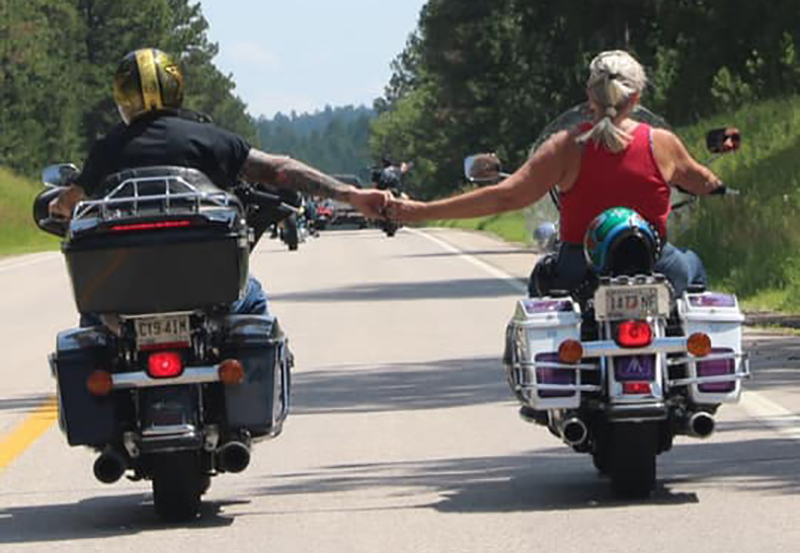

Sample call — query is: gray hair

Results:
[577,50,648,153]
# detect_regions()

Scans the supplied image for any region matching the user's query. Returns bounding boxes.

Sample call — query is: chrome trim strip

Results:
[112,366,220,389]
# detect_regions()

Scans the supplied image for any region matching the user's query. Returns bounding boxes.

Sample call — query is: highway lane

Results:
[1,228,800,552]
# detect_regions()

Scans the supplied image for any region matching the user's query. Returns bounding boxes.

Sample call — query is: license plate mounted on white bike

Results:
[594,282,671,321]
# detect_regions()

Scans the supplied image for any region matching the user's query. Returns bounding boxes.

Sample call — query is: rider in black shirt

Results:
[50,48,388,314]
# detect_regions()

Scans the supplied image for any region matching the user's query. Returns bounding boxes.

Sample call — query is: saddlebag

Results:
[50,327,118,447]
[504,297,583,410]
[220,315,290,437]
[678,291,747,404]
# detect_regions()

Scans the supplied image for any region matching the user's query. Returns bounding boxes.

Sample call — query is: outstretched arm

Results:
[387,130,573,222]
[240,149,389,217]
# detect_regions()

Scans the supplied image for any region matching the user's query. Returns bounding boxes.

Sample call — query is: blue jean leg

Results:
[654,243,707,297]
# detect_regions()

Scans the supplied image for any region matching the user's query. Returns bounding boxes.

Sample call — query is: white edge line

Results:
[0,252,61,274]
[411,227,800,443]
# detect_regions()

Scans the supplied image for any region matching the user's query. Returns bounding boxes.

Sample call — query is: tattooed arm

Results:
[241,149,392,215]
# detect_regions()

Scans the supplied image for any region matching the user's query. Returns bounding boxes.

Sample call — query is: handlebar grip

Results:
[710,184,727,196]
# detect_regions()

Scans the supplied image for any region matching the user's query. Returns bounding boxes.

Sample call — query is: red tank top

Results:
[559,123,670,244]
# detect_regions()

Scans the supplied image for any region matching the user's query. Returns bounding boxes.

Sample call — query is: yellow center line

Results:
[0,397,58,472]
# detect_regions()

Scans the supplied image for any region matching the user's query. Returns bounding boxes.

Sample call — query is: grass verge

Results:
[0,167,59,257]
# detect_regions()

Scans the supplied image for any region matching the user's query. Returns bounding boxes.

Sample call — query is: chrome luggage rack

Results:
[73,173,238,222]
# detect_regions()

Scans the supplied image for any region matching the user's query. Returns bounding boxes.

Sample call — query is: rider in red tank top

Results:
[559,122,671,244]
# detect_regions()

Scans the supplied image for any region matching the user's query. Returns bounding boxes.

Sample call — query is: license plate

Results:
[594,284,670,321]
[135,314,191,349]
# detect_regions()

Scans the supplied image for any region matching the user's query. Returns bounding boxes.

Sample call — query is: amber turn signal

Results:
[558,339,583,364]
[687,332,712,357]
[87,370,113,396]
[218,359,245,385]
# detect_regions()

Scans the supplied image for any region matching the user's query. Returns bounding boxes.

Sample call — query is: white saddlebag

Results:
[677,291,747,404]
[504,297,582,410]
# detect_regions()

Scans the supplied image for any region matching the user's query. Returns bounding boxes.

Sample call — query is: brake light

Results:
[147,351,184,379]
[623,381,652,395]
[111,220,192,232]
[616,320,653,348]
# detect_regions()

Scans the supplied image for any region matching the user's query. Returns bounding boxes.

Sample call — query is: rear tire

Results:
[284,215,299,251]
[151,451,204,522]
[609,422,657,498]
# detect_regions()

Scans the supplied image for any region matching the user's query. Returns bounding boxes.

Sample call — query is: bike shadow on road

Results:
[0,494,243,544]
[290,356,511,413]
[251,432,800,514]
[271,278,521,303]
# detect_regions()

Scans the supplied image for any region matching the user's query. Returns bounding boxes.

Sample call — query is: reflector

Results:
[87,370,113,396]
[147,351,184,379]
[219,359,245,385]
[111,220,192,232]
[687,333,712,357]
[558,340,583,364]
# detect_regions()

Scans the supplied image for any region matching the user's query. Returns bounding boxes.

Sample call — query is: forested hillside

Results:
[256,106,376,180]
[1,0,256,178]
[372,0,800,199]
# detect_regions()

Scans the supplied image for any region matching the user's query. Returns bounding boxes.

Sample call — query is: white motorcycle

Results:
[466,104,749,497]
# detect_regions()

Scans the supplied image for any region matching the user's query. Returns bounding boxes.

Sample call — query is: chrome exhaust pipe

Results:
[93,448,127,484]
[688,411,716,439]
[560,418,589,446]
[216,441,251,473]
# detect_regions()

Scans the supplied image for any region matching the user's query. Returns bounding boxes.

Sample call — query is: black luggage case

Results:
[51,327,118,447]
[220,315,290,437]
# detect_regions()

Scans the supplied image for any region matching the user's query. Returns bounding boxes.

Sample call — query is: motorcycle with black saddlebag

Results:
[33,165,298,521]
[466,105,749,498]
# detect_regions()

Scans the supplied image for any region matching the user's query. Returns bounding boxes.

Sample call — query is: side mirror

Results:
[705,127,741,154]
[464,153,502,183]
[41,163,80,187]
[533,222,557,252]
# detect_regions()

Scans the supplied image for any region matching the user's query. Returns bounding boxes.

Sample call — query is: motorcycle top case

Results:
[504,297,583,410]
[678,291,745,404]
[220,315,290,438]
[51,327,117,447]
[62,168,249,315]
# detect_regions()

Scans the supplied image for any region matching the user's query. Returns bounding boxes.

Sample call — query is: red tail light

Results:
[111,220,192,232]
[616,320,653,348]
[147,351,184,379]
[623,381,652,395]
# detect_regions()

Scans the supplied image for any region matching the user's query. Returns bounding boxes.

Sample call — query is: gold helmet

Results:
[113,48,184,124]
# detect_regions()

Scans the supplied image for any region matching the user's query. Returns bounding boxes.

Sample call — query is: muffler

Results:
[93,448,128,484]
[216,441,251,473]
[559,417,589,446]
[687,411,716,439]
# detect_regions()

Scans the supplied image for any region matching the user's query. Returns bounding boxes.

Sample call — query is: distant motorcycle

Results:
[375,161,412,237]
[33,166,296,521]
[466,104,749,498]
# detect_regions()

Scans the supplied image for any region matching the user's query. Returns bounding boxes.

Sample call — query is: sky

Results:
[197,0,428,120]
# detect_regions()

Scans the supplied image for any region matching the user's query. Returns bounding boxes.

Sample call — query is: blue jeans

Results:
[530,242,707,298]
[80,275,269,327]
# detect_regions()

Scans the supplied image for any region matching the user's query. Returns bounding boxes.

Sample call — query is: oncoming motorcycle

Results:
[466,105,749,498]
[33,165,297,521]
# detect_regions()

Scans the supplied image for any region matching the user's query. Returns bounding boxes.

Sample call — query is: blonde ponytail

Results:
[577,51,648,153]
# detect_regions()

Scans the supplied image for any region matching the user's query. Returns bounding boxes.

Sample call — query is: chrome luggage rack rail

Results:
[73,174,237,221]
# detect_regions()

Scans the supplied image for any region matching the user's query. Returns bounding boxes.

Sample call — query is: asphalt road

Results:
[1,227,800,552]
